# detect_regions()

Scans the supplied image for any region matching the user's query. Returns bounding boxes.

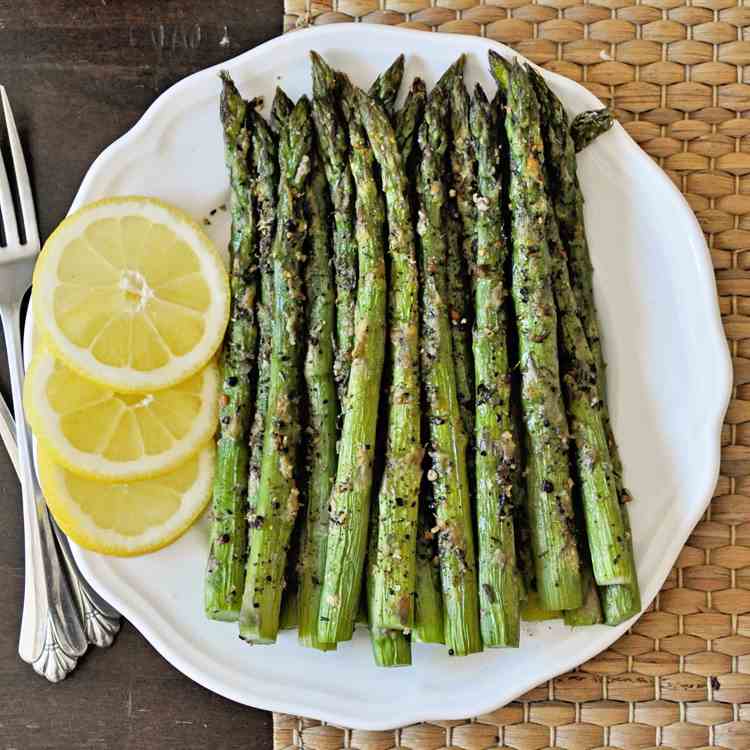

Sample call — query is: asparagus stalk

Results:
[359,93,423,632]
[271,87,294,134]
[318,79,388,644]
[417,87,481,656]
[601,507,640,624]
[528,71,641,622]
[238,95,312,644]
[528,68,635,590]
[310,53,358,405]
[395,78,427,162]
[245,109,278,580]
[370,625,412,667]
[205,75,257,621]
[444,208,474,437]
[522,592,561,621]
[562,472,604,626]
[571,108,614,152]
[369,54,405,115]
[297,147,339,651]
[469,84,523,647]
[367,496,412,666]
[489,53,583,612]
[395,78,444,644]
[444,58,476,436]
[564,568,603,626]
[414,511,445,643]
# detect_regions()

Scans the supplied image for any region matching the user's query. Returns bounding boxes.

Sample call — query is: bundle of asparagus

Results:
[204,51,638,666]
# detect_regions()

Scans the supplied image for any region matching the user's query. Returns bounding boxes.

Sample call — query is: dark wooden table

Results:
[0,3,281,747]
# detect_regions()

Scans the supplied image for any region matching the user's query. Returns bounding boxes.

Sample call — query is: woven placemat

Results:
[275,2,748,748]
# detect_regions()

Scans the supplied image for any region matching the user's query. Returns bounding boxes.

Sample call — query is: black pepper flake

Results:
[543,480,554,493]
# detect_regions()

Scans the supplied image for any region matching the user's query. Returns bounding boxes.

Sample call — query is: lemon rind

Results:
[32,196,230,393]
[24,349,220,481]
[38,443,215,557]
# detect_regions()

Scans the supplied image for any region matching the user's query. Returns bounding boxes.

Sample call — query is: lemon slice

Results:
[24,348,219,481]
[32,196,229,392]
[38,443,214,556]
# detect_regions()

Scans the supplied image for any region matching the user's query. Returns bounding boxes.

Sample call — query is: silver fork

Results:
[0,394,120,649]
[0,86,120,681]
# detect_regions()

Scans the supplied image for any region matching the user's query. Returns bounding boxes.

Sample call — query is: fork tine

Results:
[1,86,38,250]
[0,90,18,248]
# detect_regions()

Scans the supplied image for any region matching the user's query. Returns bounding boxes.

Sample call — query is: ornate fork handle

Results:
[0,301,88,681]
[53,521,121,647]
[0,375,122,655]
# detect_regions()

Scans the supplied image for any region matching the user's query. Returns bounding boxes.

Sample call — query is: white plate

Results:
[28,24,731,730]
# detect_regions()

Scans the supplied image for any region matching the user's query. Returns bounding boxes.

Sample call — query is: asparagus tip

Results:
[473,81,488,104]
[435,54,465,91]
[412,77,427,95]
[488,50,511,89]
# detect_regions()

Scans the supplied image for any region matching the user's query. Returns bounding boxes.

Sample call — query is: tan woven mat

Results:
[275,2,748,747]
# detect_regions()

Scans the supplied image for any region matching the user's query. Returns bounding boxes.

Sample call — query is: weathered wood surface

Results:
[0,2,281,747]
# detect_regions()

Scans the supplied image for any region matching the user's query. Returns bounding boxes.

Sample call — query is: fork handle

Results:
[0,379,121,647]
[0,300,88,681]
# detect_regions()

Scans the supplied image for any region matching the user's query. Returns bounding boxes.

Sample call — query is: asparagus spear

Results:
[397,78,443,644]
[205,75,257,622]
[417,87,481,656]
[445,57,476,436]
[414,512,445,643]
[601,507,640,624]
[367,496,412,666]
[318,78,388,644]
[571,108,614,152]
[469,84,523,647]
[238,95,312,644]
[297,148,339,652]
[359,92,423,632]
[564,569,603,626]
[395,78,427,162]
[271,87,294,133]
[528,71,641,622]
[310,53,358,405]
[528,68,635,591]
[445,208,474,437]
[561,474,604,626]
[245,109,278,580]
[489,53,582,612]
[538,80,606,411]
[369,54,405,115]
[370,625,412,667]
[522,592,561,621]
